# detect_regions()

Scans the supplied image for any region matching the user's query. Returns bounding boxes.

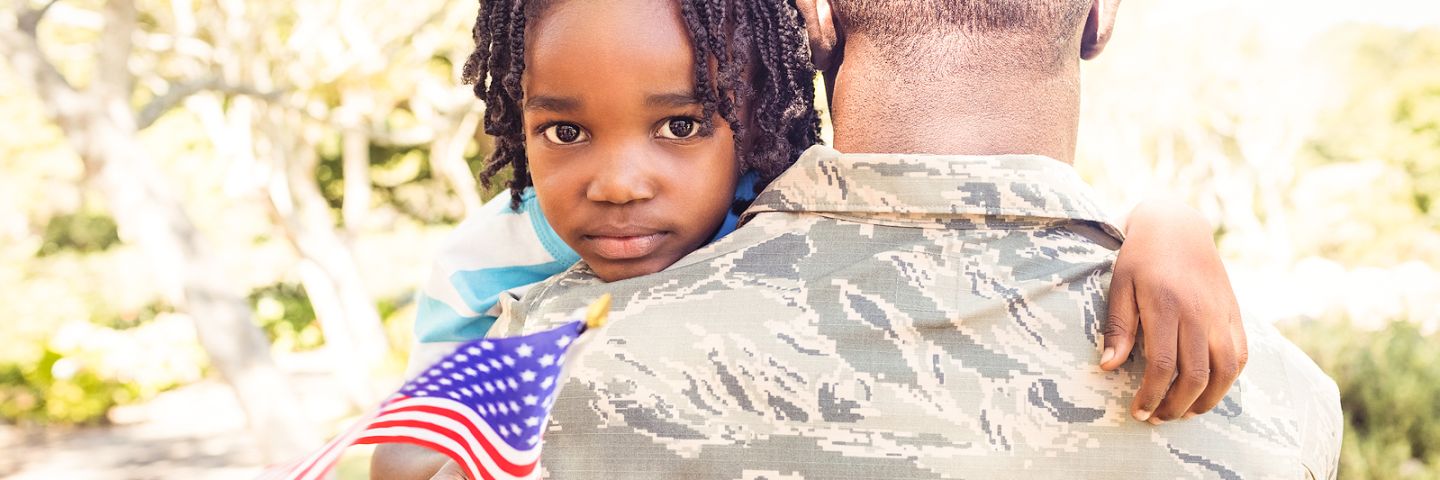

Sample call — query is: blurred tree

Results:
[0,0,318,459]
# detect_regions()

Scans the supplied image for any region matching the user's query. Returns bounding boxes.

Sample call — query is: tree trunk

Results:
[2,2,319,461]
[264,107,392,392]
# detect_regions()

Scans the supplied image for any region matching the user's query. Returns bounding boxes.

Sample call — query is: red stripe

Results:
[358,435,493,480]
[357,417,535,478]
[365,402,538,476]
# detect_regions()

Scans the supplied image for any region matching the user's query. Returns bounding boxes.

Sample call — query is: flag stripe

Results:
[376,398,542,466]
[356,430,500,480]
[361,411,539,476]
[381,397,538,460]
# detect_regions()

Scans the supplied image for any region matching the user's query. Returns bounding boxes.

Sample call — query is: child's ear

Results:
[795,0,842,72]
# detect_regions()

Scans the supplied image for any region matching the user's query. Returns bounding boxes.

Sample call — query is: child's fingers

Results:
[1129,287,1180,422]
[1150,311,1210,423]
[1188,331,1240,416]
[1101,268,1139,371]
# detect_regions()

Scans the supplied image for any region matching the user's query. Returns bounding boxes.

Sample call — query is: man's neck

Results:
[828,38,1082,164]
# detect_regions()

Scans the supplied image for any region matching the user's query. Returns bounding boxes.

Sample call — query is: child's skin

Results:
[523,2,740,282]
[374,0,1244,478]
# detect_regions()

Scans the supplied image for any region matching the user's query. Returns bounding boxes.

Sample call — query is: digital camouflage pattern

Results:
[495,146,1343,479]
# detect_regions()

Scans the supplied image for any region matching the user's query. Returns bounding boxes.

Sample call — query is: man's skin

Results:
[377,1,1247,477]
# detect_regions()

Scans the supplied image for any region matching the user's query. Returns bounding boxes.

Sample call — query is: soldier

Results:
[489,0,1343,478]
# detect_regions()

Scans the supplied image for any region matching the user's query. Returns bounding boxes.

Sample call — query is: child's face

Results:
[522,0,740,282]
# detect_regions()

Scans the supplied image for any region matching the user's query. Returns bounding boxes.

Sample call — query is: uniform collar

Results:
[743,145,1122,238]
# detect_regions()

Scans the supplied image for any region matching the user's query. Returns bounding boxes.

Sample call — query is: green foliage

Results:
[0,348,138,426]
[249,283,324,352]
[1284,320,1440,479]
[37,211,120,257]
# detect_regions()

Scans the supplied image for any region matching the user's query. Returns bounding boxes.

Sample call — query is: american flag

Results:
[261,297,607,480]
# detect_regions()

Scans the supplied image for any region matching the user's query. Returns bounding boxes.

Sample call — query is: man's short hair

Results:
[832,0,1092,69]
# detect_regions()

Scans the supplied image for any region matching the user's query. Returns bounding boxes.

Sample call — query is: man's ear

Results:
[795,0,842,71]
[1081,0,1121,60]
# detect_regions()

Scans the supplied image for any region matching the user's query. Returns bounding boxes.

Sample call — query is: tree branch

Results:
[136,76,283,129]
[1,0,86,124]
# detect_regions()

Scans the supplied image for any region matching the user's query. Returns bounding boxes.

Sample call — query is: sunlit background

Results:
[2,0,1437,478]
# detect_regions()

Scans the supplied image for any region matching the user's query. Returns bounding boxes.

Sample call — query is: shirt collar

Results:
[743,145,1122,238]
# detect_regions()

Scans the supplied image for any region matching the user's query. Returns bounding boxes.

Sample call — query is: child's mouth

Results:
[583,232,669,260]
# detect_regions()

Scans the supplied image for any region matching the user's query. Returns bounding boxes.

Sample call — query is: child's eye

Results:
[542,123,588,145]
[657,118,700,140]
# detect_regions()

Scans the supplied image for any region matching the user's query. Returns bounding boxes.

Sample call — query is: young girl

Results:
[378,0,1244,477]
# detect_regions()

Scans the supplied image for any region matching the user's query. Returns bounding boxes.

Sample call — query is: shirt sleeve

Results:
[405,188,580,378]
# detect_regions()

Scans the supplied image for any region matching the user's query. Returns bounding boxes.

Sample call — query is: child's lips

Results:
[583,232,668,260]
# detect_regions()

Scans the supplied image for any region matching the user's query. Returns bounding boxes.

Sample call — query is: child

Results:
[377,0,1244,477]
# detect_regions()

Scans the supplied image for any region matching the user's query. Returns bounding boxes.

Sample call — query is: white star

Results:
[477,364,490,373]
[451,373,464,380]
[516,344,533,358]
[441,361,454,369]
[427,384,440,391]
[428,369,440,376]
[507,378,519,390]
[520,370,537,382]
[499,403,511,415]
[527,436,540,446]
[540,376,554,389]
[488,359,502,369]
[466,347,481,355]
[556,335,572,348]
[509,424,521,436]
[464,368,478,377]
[448,392,460,400]
[454,354,468,362]
[508,401,520,412]
[481,341,495,350]
[416,391,429,397]
[461,389,473,398]
[416,376,428,384]
[487,404,498,415]
[502,355,516,367]
[496,381,508,392]
[539,354,555,367]
[524,416,540,427]
[439,378,452,386]
[523,395,538,406]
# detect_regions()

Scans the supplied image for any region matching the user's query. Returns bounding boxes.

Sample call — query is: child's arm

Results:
[1101,195,1247,424]
[375,190,580,479]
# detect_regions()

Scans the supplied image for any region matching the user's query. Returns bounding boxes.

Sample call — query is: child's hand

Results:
[428,460,468,480]
[1102,196,1247,424]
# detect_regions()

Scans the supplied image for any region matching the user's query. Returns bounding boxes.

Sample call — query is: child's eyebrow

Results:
[524,95,581,113]
[646,92,700,109]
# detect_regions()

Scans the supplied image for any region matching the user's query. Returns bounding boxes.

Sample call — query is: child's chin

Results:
[588,259,672,283]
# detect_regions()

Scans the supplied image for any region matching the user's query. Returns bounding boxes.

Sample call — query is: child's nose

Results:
[585,146,657,205]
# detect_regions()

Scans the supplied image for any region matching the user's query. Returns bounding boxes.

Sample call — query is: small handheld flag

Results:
[262,295,612,480]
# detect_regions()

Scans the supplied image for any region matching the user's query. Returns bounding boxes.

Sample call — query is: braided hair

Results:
[461,0,823,209]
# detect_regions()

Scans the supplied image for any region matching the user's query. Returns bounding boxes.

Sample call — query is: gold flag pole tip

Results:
[584,293,612,330]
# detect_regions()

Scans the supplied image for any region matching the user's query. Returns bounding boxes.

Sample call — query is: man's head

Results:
[794,0,1123,160]
[799,0,1121,75]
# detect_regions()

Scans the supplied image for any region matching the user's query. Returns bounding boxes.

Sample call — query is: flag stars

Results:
[466,346,481,356]
[523,395,538,406]
[502,355,516,367]
[539,354,556,367]
[520,370,537,382]
[481,340,494,350]
[556,335,572,348]
[516,344,533,358]
[524,416,540,427]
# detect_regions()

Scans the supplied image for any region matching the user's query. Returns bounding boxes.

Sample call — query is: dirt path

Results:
[1,366,383,480]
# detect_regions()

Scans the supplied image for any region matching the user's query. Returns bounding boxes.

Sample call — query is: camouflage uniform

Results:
[496,146,1343,479]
